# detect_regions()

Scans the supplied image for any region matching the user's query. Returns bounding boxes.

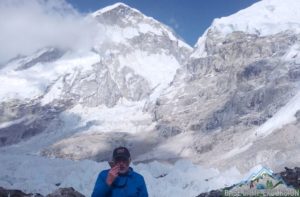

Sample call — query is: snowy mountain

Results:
[192,0,300,58]
[0,2,191,154]
[1,0,300,196]
[153,0,300,171]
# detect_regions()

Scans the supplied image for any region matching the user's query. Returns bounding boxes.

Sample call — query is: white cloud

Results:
[0,0,100,63]
[169,17,179,30]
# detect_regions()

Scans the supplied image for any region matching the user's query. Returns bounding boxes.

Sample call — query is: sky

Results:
[66,0,260,46]
[0,0,260,63]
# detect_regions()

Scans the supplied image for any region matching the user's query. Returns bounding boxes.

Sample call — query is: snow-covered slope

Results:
[255,90,300,138]
[193,0,300,58]
[211,0,300,37]
[0,49,99,101]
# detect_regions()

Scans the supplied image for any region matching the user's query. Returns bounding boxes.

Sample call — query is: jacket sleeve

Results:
[138,176,148,197]
[91,171,112,197]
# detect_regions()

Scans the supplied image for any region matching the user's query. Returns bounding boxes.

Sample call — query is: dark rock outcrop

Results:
[0,187,84,197]
[196,190,223,197]
[278,167,300,189]
[46,187,84,197]
[0,187,43,197]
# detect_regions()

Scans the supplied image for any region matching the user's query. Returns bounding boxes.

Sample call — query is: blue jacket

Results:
[91,167,148,197]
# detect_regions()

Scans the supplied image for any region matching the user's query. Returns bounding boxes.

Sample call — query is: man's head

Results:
[112,146,131,174]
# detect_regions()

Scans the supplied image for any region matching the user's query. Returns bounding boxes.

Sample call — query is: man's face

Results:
[114,157,130,174]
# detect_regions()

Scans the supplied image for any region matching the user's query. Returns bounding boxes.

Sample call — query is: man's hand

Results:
[106,164,120,186]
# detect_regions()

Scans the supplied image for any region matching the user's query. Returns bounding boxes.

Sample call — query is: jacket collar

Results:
[113,167,133,187]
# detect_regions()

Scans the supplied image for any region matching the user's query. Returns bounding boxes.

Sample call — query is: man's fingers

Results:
[109,166,120,177]
[112,165,120,171]
[112,164,120,170]
[110,170,118,176]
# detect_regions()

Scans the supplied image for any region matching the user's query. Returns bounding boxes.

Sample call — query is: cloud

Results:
[169,17,180,30]
[0,0,100,63]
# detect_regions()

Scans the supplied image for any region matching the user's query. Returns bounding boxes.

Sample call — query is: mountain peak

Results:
[210,0,300,37]
[91,2,192,50]
[193,0,300,57]
[92,2,139,17]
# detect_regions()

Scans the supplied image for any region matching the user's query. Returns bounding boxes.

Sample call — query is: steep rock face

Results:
[155,30,300,133]
[0,100,69,146]
[151,29,300,169]
[60,61,150,108]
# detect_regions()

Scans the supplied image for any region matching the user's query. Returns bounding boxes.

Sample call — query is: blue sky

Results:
[66,0,260,46]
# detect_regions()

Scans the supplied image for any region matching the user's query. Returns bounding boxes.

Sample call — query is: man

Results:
[91,147,148,197]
